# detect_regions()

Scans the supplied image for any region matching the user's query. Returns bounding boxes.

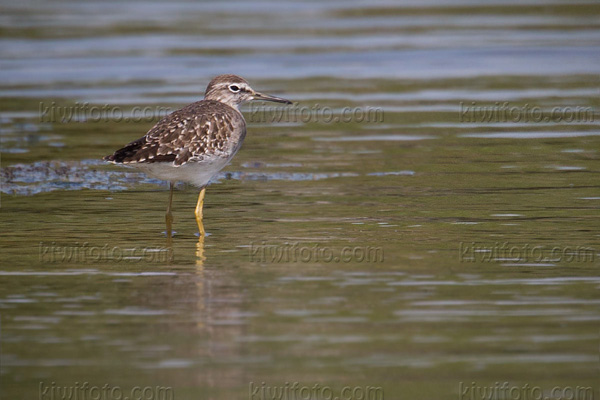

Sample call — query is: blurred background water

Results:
[0,0,599,399]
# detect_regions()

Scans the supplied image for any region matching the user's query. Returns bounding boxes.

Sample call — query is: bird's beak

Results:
[253,91,292,104]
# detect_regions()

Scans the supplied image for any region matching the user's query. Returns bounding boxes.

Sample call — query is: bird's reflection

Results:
[164,217,205,265]
[196,222,206,266]
[141,218,244,391]
[165,214,175,262]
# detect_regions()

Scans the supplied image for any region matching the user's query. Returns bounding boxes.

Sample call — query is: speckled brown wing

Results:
[104,100,245,166]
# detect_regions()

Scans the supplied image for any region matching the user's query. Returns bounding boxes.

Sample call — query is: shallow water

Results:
[1,1,599,399]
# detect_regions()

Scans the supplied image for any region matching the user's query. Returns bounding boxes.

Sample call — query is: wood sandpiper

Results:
[104,74,291,236]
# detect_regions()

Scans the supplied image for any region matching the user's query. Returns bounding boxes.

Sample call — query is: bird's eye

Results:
[229,85,240,93]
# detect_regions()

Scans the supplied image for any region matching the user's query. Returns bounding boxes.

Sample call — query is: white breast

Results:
[134,156,232,188]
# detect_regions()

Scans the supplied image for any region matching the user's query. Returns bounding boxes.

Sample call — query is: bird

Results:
[104,74,292,236]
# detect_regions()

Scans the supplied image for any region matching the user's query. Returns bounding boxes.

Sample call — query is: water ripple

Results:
[0,160,416,195]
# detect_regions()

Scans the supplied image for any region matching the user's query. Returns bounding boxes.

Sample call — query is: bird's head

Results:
[204,74,292,108]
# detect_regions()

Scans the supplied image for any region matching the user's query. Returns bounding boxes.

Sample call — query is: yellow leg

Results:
[165,182,175,238]
[195,187,206,236]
